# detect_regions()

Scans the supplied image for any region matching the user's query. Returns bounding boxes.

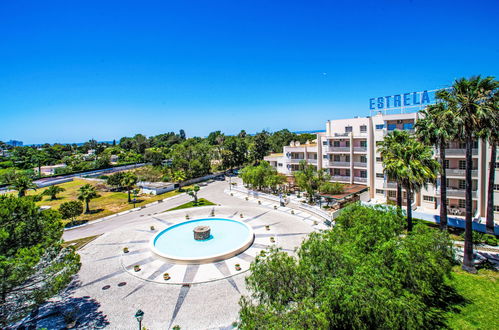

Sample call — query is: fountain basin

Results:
[150,218,254,264]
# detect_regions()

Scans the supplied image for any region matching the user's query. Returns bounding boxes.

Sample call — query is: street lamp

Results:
[135,309,144,330]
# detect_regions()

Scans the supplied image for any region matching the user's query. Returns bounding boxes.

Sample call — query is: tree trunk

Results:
[85,200,90,214]
[396,182,403,215]
[486,141,496,235]
[439,140,448,231]
[462,137,476,272]
[127,188,131,203]
[406,187,413,232]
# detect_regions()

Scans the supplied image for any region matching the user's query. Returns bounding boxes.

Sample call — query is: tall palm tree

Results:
[121,172,138,203]
[382,135,440,231]
[439,76,498,272]
[11,174,37,197]
[77,184,100,213]
[415,101,457,231]
[378,130,408,214]
[483,91,499,234]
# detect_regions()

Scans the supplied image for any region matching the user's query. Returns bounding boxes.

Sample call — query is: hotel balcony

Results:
[289,158,305,164]
[353,177,367,183]
[439,148,478,157]
[307,159,318,164]
[438,187,478,199]
[383,181,398,189]
[353,147,367,153]
[329,147,350,153]
[445,168,478,178]
[333,133,350,137]
[331,175,351,182]
[329,161,350,167]
[353,162,367,168]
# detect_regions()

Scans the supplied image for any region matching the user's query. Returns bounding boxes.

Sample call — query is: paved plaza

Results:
[31,180,323,329]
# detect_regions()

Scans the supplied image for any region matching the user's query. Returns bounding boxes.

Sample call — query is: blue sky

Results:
[0,0,498,144]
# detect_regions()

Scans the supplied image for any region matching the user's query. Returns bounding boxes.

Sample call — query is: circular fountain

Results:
[150,218,254,264]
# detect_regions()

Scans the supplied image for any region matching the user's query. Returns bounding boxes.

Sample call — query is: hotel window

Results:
[345,141,350,147]
[423,195,435,202]
[459,180,466,189]
[388,191,397,198]
[322,141,327,145]
[495,162,499,169]
[494,205,499,212]
[360,125,367,133]
[334,155,340,161]
[376,157,383,162]
[360,155,367,163]
[278,163,283,167]
[494,184,499,191]
[376,189,384,194]
[360,170,367,178]
[345,126,352,133]
[375,124,384,130]
[323,155,328,159]
[403,123,414,130]
[444,160,449,169]
[387,124,397,131]
[333,141,340,147]
[360,140,367,147]
[459,199,466,208]
[345,169,351,176]
[345,155,350,162]
[459,160,466,170]
[334,169,340,176]
[376,173,384,178]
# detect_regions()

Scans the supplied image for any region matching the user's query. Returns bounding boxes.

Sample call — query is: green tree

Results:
[42,185,65,200]
[238,204,455,329]
[438,76,498,272]
[249,131,270,164]
[106,171,125,190]
[416,101,457,231]
[0,195,80,326]
[77,184,100,213]
[293,160,330,204]
[59,200,84,225]
[381,133,439,231]
[483,91,499,234]
[186,185,200,204]
[121,172,138,203]
[378,130,408,213]
[10,174,37,197]
[319,181,344,195]
[144,148,165,166]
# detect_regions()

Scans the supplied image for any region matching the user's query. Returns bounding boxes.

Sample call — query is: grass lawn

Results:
[23,179,182,224]
[63,235,101,250]
[446,266,499,329]
[167,198,216,211]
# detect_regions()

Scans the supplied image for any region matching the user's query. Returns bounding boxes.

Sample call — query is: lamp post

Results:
[135,309,144,330]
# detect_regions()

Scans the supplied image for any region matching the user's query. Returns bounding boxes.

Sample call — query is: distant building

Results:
[7,140,23,147]
[138,181,176,195]
[34,164,67,176]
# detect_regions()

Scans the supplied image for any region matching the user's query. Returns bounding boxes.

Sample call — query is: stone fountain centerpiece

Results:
[193,225,211,240]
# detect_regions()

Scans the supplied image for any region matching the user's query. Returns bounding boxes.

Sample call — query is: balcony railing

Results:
[306,159,318,164]
[334,133,350,137]
[289,158,305,164]
[353,177,367,183]
[329,147,350,152]
[440,148,478,156]
[445,169,478,177]
[353,147,367,153]
[353,162,367,168]
[441,188,478,198]
[331,175,351,182]
[329,161,350,167]
[383,182,398,189]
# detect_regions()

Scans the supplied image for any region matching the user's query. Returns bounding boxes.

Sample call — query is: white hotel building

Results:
[265,110,499,222]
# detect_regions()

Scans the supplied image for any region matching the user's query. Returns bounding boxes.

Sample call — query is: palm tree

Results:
[11,174,37,197]
[77,184,100,213]
[187,185,200,205]
[483,91,499,234]
[415,101,457,231]
[439,76,498,272]
[121,172,138,203]
[378,130,408,213]
[42,185,65,200]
